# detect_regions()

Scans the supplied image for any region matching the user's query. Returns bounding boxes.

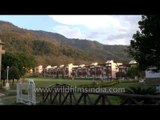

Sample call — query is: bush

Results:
[78,81,119,88]
[26,73,41,78]
[118,80,138,83]
[123,86,159,104]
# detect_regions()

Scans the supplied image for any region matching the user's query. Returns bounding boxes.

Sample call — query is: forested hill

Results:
[0,20,132,65]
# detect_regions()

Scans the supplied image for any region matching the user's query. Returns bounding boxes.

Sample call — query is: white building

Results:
[46,65,52,70]
[66,63,78,77]
[34,65,43,73]
[106,60,122,79]
[145,67,160,79]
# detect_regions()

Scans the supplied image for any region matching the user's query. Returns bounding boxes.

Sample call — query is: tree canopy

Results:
[2,52,36,80]
[129,15,160,70]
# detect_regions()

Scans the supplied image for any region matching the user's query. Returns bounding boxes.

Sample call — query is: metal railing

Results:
[35,84,160,105]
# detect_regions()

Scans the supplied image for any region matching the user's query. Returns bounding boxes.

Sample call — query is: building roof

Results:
[0,40,5,45]
[129,60,137,64]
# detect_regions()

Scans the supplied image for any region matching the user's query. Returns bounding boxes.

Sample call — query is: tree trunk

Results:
[12,79,14,87]
[2,80,5,86]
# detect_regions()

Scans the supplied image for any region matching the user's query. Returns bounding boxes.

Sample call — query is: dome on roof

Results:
[129,60,137,64]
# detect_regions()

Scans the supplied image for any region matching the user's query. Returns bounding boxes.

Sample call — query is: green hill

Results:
[0,20,132,65]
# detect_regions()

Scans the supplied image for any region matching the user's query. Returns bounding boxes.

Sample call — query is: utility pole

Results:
[5,66,10,89]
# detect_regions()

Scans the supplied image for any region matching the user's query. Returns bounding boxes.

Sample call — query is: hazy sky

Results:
[0,15,141,45]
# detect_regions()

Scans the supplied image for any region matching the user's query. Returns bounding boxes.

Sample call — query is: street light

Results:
[7,66,9,81]
[5,66,10,89]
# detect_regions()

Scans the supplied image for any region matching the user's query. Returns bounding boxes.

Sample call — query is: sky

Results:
[0,15,141,45]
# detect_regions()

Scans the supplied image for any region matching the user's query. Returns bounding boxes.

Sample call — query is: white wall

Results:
[145,70,160,78]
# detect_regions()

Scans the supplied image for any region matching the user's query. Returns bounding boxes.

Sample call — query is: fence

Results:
[16,79,36,105]
[17,80,160,105]
[35,84,160,105]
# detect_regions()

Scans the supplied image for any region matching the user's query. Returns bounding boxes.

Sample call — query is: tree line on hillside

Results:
[0,20,131,65]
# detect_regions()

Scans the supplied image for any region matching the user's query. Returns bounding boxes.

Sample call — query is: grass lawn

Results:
[0,77,158,105]
[0,77,155,89]
[31,78,95,87]
[1,96,16,105]
[28,77,141,87]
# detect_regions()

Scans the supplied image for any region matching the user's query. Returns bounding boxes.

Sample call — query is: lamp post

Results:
[5,66,10,89]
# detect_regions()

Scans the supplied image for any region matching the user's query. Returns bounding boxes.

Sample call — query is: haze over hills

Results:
[0,20,132,66]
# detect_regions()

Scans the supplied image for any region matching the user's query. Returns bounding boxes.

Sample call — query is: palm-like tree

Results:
[123,87,159,105]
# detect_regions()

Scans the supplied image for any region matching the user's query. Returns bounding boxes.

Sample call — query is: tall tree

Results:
[129,15,160,71]
[126,66,140,79]
[2,52,36,81]
[16,52,37,75]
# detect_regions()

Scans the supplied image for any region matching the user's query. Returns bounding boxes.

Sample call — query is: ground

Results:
[0,78,157,105]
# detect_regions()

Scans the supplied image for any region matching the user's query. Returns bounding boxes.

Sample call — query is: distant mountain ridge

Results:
[0,20,132,65]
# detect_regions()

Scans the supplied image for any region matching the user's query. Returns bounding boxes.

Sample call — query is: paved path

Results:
[0,93,5,105]
[0,99,4,105]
